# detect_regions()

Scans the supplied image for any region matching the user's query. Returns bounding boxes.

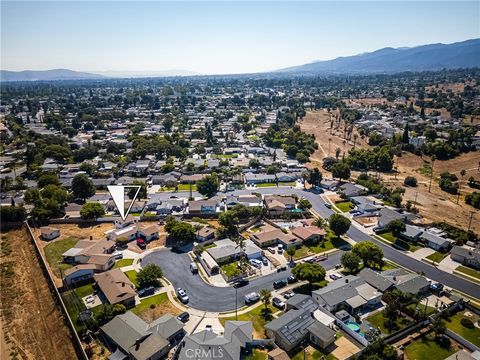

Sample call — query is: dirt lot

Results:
[383,152,480,234]
[299,110,370,169]
[0,228,77,360]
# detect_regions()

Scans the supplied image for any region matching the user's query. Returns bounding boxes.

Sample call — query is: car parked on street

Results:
[277,265,287,272]
[244,292,260,305]
[273,279,288,289]
[287,275,297,284]
[283,291,295,299]
[176,288,189,303]
[233,278,249,288]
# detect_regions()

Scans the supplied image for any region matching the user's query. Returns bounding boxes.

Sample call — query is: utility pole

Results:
[468,211,475,232]
[428,156,436,193]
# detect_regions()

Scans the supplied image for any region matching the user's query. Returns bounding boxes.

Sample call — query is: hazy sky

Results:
[1,1,479,74]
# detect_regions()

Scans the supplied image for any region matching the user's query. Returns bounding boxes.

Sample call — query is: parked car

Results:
[324,203,332,209]
[190,262,198,274]
[244,292,260,305]
[113,251,123,260]
[262,257,269,266]
[273,279,288,289]
[176,312,190,323]
[136,238,146,249]
[267,247,276,254]
[249,259,262,268]
[233,278,249,288]
[283,291,295,299]
[277,265,287,272]
[334,263,342,270]
[85,295,95,304]
[138,286,155,298]
[287,275,297,284]
[329,273,343,280]
[176,288,189,303]
[272,297,285,309]
[277,244,284,254]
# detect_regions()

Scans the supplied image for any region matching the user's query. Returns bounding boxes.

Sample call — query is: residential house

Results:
[245,172,276,184]
[312,276,382,314]
[63,264,96,287]
[264,195,297,216]
[350,196,382,214]
[420,231,453,252]
[381,269,431,295]
[206,238,244,264]
[339,183,368,198]
[399,224,424,242]
[178,321,253,360]
[40,226,60,240]
[451,246,480,269]
[62,238,116,272]
[291,226,326,244]
[196,227,216,242]
[137,224,159,242]
[102,311,185,360]
[265,295,335,353]
[320,180,339,191]
[94,269,136,307]
[188,199,219,215]
[250,228,300,248]
[377,208,408,230]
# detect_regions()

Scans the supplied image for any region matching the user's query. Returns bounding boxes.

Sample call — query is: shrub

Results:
[461,318,475,329]
[404,176,418,187]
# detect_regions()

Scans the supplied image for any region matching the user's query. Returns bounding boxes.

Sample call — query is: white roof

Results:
[62,247,83,257]
[313,309,336,326]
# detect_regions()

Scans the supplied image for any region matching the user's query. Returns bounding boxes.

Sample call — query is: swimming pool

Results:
[345,321,361,333]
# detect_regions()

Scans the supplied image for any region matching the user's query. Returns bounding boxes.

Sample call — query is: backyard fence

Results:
[24,220,89,360]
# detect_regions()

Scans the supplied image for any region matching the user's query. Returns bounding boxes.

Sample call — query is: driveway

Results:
[141,248,343,312]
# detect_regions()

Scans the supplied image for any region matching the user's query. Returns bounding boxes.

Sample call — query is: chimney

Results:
[345,278,349,283]
[122,282,125,287]
[90,236,93,240]
[393,276,397,282]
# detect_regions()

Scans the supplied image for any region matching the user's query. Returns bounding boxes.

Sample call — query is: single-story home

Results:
[94,269,136,307]
[63,264,96,287]
[40,226,60,241]
[451,246,480,269]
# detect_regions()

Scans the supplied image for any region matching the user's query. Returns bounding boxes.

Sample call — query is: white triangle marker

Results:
[107,185,141,220]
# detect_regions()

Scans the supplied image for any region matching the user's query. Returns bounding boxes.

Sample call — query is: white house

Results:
[40,226,61,241]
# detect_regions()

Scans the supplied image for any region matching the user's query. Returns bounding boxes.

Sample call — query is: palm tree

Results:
[458,169,466,204]
[260,289,271,319]
[286,247,296,263]
[353,134,358,149]
[328,138,332,156]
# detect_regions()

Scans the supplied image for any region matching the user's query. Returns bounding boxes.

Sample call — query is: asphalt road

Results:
[142,248,342,312]
[148,186,480,300]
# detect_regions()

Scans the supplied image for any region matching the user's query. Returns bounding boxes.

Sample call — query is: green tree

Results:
[128,180,147,200]
[42,184,68,204]
[197,173,219,198]
[37,173,61,188]
[80,202,105,219]
[165,217,195,244]
[387,219,406,236]
[298,198,312,210]
[291,262,326,285]
[136,264,163,289]
[331,162,351,180]
[218,210,239,237]
[72,174,95,201]
[403,176,417,187]
[308,168,322,187]
[341,251,361,273]
[95,304,126,326]
[328,213,351,239]
[402,123,410,144]
[286,247,296,262]
[0,205,26,222]
[260,289,272,320]
[352,241,384,269]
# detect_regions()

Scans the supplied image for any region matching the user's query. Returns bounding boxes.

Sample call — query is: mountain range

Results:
[1,39,479,81]
[278,38,480,74]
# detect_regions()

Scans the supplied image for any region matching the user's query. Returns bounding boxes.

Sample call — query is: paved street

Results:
[147,186,480,299]
[142,247,342,311]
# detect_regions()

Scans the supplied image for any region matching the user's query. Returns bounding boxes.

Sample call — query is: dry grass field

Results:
[0,228,77,360]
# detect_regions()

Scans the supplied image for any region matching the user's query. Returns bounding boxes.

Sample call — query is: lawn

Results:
[124,270,139,288]
[286,233,350,260]
[177,184,197,191]
[220,304,276,338]
[456,265,480,280]
[445,312,480,347]
[366,311,411,334]
[112,258,134,269]
[255,183,277,188]
[406,303,438,317]
[220,262,242,278]
[73,283,94,299]
[379,232,396,243]
[335,201,353,212]
[131,293,169,316]
[44,237,79,277]
[426,251,446,263]
[404,334,456,360]
[246,349,267,360]
[204,243,217,249]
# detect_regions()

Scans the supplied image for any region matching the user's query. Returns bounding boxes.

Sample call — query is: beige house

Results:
[94,269,136,307]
